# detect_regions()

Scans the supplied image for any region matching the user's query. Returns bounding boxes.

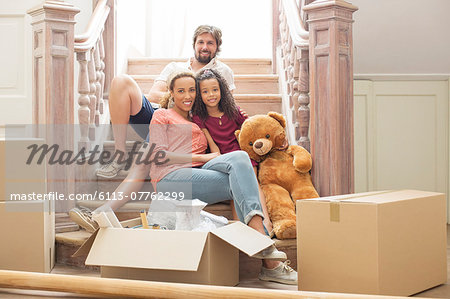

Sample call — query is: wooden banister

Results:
[28,0,80,213]
[74,0,107,43]
[303,0,358,196]
[277,0,357,196]
[74,0,111,151]
[282,0,309,45]
[28,0,114,215]
[278,0,311,152]
[74,4,110,50]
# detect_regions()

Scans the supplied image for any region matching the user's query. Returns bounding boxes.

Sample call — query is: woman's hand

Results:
[194,152,220,163]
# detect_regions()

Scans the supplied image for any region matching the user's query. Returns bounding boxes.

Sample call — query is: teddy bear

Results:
[235,112,319,239]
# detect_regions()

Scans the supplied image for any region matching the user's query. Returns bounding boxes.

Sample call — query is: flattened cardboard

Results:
[211,221,273,256]
[72,230,98,257]
[297,190,447,296]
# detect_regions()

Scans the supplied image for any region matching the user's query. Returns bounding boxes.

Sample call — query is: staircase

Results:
[128,58,282,115]
[56,57,297,279]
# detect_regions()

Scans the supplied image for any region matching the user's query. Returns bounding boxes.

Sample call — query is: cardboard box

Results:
[0,137,53,272]
[1,138,47,201]
[76,221,273,286]
[0,200,55,272]
[296,190,447,296]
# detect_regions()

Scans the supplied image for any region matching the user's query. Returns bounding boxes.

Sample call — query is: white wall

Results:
[144,0,272,59]
[351,0,450,75]
[116,0,147,74]
[350,1,450,222]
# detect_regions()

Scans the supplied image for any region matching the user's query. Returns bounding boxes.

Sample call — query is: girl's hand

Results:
[196,152,220,163]
[239,108,248,118]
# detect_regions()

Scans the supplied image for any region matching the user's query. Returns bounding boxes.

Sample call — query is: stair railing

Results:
[277,0,311,152]
[74,0,110,151]
[276,0,358,196]
[28,0,115,225]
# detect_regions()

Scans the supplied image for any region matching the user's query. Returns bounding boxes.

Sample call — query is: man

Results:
[96,25,235,178]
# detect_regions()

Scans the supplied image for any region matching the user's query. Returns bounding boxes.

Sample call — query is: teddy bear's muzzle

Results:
[253,138,273,156]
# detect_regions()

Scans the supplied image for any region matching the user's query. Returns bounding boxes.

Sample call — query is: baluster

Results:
[289,42,298,108]
[76,51,90,151]
[98,30,106,114]
[286,36,294,109]
[94,41,102,126]
[87,48,97,140]
[291,47,300,133]
[283,33,290,81]
[297,47,310,151]
[280,12,287,70]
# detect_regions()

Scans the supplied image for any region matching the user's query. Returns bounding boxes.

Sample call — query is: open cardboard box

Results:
[296,190,447,296]
[74,216,273,286]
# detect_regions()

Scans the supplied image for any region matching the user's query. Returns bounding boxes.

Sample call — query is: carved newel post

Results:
[303,0,358,196]
[28,0,79,125]
[28,1,80,212]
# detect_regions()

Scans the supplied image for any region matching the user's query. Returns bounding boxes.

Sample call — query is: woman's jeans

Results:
[157,151,264,225]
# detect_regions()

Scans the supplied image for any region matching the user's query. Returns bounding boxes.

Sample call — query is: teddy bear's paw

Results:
[274,220,297,240]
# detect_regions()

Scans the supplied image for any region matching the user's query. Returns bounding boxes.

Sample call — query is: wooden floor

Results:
[1,226,449,298]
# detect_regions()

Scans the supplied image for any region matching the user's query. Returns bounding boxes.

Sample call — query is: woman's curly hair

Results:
[192,68,238,121]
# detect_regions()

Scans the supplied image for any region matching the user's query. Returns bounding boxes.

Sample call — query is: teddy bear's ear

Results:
[268,112,286,128]
[235,129,241,140]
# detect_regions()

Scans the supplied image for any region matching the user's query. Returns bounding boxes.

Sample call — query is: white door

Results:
[0,2,39,128]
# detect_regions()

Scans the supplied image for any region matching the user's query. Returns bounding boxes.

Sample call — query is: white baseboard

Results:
[354,74,450,81]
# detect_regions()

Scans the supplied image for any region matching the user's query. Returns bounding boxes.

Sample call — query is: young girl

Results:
[191,68,273,234]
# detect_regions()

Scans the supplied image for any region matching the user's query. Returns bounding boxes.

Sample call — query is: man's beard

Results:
[196,51,215,64]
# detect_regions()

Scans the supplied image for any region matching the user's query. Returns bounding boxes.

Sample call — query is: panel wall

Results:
[0,15,30,125]
[354,79,449,221]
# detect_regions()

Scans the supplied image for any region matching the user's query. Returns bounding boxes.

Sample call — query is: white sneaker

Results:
[96,161,126,178]
[258,260,298,285]
[69,206,99,233]
[251,245,287,261]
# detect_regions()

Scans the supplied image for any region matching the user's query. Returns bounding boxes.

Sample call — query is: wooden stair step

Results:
[234,94,282,115]
[55,213,80,233]
[55,230,99,269]
[102,140,144,153]
[76,200,234,220]
[128,58,273,75]
[97,177,152,196]
[132,74,279,95]
[56,230,92,246]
